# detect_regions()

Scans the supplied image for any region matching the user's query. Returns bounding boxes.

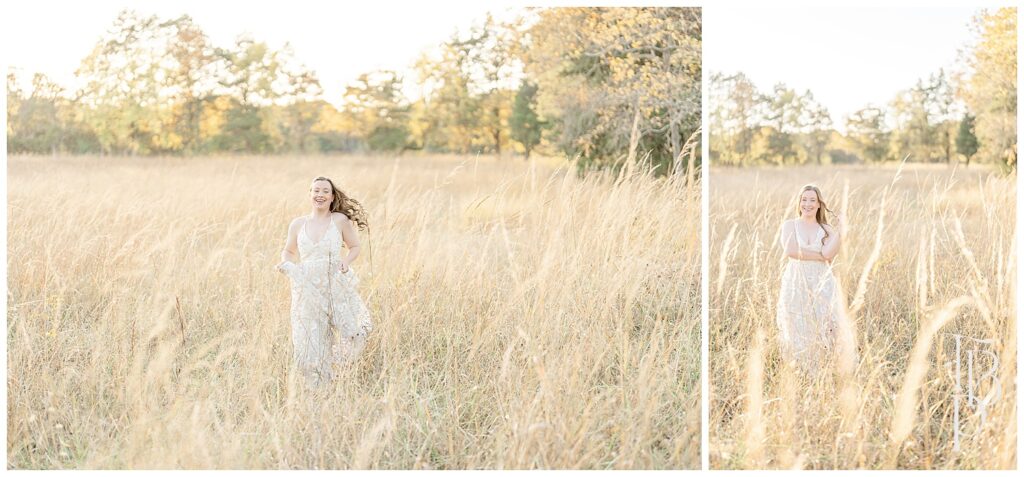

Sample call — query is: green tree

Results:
[802,93,833,165]
[761,83,804,164]
[75,10,166,154]
[74,10,223,154]
[212,37,283,152]
[8,73,62,153]
[415,36,483,153]
[961,8,1016,171]
[342,70,410,152]
[509,80,542,159]
[525,7,701,174]
[927,69,958,164]
[846,106,889,163]
[7,70,24,151]
[709,72,761,166]
[8,70,99,154]
[161,15,217,154]
[956,113,980,166]
[468,14,519,156]
[268,49,324,153]
[889,70,958,163]
[887,82,935,162]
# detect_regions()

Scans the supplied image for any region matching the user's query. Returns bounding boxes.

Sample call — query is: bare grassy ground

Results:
[710,164,1016,469]
[6,153,700,469]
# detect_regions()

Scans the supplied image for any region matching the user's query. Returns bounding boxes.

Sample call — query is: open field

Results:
[709,164,1016,469]
[6,153,700,469]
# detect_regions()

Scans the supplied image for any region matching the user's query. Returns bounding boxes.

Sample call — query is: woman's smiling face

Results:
[800,190,819,218]
[310,180,334,210]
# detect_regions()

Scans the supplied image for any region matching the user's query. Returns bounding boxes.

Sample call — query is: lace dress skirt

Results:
[775,258,840,374]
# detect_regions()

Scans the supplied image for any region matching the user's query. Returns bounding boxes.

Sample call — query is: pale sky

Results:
[705,5,983,131]
[2,0,524,105]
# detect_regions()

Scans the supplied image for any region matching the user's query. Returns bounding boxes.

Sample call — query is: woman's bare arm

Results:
[781,220,828,262]
[336,213,361,272]
[781,220,800,257]
[797,247,828,262]
[277,218,301,272]
[821,223,841,261]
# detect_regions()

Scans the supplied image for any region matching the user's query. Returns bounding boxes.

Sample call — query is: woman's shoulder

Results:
[331,211,351,223]
[821,223,836,233]
[288,216,306,229]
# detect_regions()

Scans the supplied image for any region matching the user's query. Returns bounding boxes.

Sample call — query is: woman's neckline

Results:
[304,213,335,244]
[793,218,822,245]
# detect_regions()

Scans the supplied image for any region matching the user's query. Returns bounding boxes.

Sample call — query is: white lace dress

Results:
[775,222,840,374]
[281,216,372,388]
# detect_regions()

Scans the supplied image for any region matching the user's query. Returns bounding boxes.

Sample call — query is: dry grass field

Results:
[6,153,700,469]
[709,163,1016,469]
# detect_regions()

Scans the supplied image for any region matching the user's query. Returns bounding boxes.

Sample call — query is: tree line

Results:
[710,8,1015,171]
[7,7,701,175]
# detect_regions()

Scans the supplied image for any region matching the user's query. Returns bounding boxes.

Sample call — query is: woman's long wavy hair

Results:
[311,176,368,231]
[795,184,834,245]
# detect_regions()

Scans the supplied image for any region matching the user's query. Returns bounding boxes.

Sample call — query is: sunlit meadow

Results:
[710,164,1015,469]
[7,153,699,469]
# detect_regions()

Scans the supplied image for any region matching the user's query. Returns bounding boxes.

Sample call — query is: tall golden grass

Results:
[710,164,1016,469]
[6,153,700,469]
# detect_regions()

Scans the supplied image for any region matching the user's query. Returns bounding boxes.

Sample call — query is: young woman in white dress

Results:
[276,176,372,388]
[776,184,844,375]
